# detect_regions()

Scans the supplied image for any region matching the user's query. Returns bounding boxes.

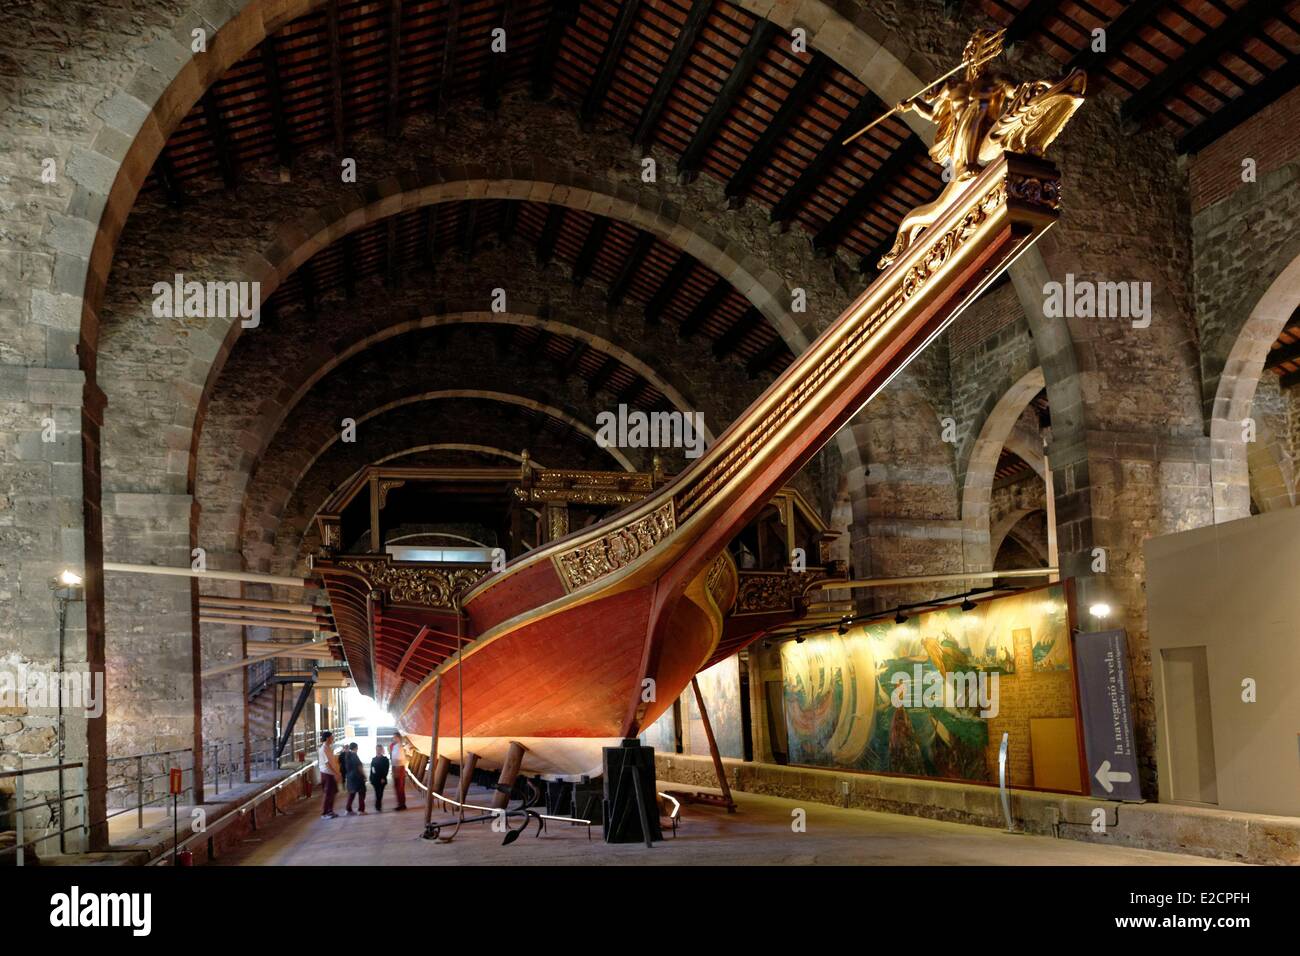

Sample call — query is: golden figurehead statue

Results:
[846,28,1087,270]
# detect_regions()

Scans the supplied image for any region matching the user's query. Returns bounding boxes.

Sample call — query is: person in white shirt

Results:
[318,730,341,818]
[389,733,409,810]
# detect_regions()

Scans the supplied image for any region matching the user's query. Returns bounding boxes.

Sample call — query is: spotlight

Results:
[761,641,771,650]
[894,610,908,625]
[51,569,84,602]
[837,616,852,635]
[58,570,82,587]
[794,635,805,644]
[960,597,976,612]
[1088,603,1112,619]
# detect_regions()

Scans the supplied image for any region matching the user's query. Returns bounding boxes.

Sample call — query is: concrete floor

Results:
[211,781,1236,866]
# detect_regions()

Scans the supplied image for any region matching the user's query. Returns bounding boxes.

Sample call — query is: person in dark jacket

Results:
[343,741,367,814]
[370,744,391,811]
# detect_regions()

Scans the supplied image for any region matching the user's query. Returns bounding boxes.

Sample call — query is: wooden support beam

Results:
[535,205,566,266]
[1005,0,1057,45]
[531,0,576,100]
[745,336,787,378]
[423,204,439,272]
[200,595,319,613]
[424,675,443,825]
[560,339,589,375]
[1066,0,1164,73]
[606,232,653,310]
[769,94,880,224]
[459,202,478,260]
[676,20,778,181]
[300,260,319,316]
[455,751,479,804]
[326,0,347,153]
[712,306,762,358]
[811,143,919,253]
[385,218,401,289]
[587,357,619,397]
[491,741,528,809]
[678,278,729,340]
[581,0,642,127]
[1265,339,1300,370]
[497,199,518,244]
[616,378,644,406]
[435,0,463,119]
[724,53,828,205]
[202,91,237,189]
[1123,0,1291,121]
[342,232,358,299]
[155,150,185,208]
[571,218,609,286]
[1178,53,1300,154]
[643,253,694,324]
[691,676,736,812]
[261,37,294,170]
[483,0,516,112]
[632,0,712,148]
[386,0,404,139]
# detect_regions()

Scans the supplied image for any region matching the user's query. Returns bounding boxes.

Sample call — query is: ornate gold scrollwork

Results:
[338,559,485,608]
[552,501,676,591]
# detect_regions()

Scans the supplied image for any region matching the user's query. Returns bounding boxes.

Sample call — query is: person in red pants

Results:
[318,730,341,819]
[389,732,409,810]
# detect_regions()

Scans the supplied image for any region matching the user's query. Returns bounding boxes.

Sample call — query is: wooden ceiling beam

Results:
[498,198,518,243]
[423,204,439,272]
[386,0,404,139]
[724,53,829,206]
[745,337,787,378]
[632,0,713,149]
[587,357,619,396]
[535,204,566,266]
[644,253,694,324]
[483,0,516,113]
[261,37,294,169]
[326,0,347,153]
[606,232,653,310]
[460,202,479,260]
[532,0,577,100]
[342,232,358,298]
[1178,53,1300,153]
[678,278,729,340]
[1005,0,1058,45]
[712,306,762,358]
[581,0,642,128]
[1066,0,1165,73]
[677,20,779,182]
[560,339,590,375]
[385,217,401,289]
[300,260,319,316]
[202,90,237,189]
[436,0,464,119]
[155,150,185,208]
[1123,0,1291,121]
[571,218,610,286]
[769,94,881,225]
[1264,339,1300,371]
[811,142,920,254]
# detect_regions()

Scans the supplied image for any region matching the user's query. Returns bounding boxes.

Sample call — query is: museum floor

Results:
[210,782,1233,867]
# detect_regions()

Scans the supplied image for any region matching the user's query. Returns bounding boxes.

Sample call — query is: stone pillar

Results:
[101,492,204,801]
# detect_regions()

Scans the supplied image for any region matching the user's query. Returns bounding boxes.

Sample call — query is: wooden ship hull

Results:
[314,153,1066,779]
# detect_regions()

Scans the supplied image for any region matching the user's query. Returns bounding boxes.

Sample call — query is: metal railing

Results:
[0,762,89,866]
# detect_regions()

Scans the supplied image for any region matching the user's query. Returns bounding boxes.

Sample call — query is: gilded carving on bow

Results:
[338,559,485,607]
[552,502,675,592]
[733,568,837,616]
[877,28,1084,269]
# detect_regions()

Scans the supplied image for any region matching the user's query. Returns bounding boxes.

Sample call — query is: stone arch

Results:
[961,367,1047,571]
[374,445,540,467]
[1247,417,1297,513]
[1209,251,1300,520]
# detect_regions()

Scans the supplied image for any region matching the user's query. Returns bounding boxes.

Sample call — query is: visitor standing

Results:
[318,730,340,819]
